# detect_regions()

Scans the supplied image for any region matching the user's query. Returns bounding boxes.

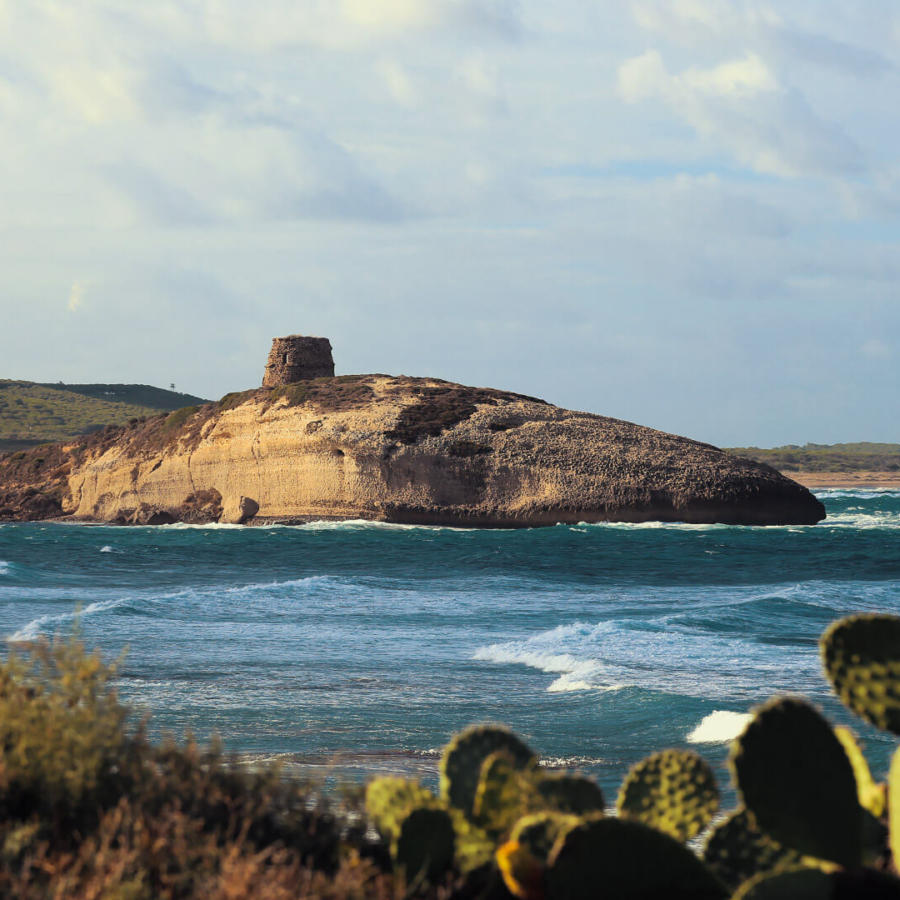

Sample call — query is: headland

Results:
[0,336,825,527]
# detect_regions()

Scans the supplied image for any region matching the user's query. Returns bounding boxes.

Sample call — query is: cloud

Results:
[630,0,892,77]
[617,50,862,176]
[67,282,85,312]
[861,339,890,360]
[375,59,418,106]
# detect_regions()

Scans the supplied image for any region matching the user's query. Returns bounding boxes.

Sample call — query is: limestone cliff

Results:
[0,375,825,526]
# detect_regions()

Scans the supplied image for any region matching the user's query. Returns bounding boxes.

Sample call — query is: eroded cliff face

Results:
[0,375,826,527]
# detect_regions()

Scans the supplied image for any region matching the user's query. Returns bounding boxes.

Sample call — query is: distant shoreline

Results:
[788,471,900,489]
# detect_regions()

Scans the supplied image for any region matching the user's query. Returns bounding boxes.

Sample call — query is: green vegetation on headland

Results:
[727,442,900,473]
[0,380,209,453]
[3,614,900,898]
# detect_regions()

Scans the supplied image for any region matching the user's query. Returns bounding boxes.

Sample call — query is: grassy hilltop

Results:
[727,442,900,473]
[0,381,209,454]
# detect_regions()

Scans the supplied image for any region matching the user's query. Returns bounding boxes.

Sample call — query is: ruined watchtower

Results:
[262,335,335,387]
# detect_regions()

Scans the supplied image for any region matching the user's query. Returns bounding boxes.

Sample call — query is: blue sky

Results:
[1,0,898,446]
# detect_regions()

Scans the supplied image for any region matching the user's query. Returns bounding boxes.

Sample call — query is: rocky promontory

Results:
[0,373,825,527]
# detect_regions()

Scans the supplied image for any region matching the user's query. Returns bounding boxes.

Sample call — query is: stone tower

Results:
[262,335,335,387]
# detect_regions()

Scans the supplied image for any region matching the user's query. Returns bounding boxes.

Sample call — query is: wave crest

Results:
[686,710,751,744]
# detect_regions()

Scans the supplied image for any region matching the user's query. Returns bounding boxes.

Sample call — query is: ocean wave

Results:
[8,598,128,643]
[815,489,900,500]
[571,521,732,532]
[0,560,10,576]
[472,645,625,693]
[686,710,751,744]
[539,756,610,769]
[473,618,819,700]
[817,512,900,529]
[100,545,114,553]
[4,573,350,643]
[298,519,484,533]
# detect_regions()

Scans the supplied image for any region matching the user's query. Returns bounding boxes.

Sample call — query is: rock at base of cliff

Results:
[220,495,259,525]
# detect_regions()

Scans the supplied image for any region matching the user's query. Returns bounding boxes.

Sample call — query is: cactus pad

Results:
[821,613,900,735]
[472,750,539,838]
[733,867,900,899]
[546,817,726,900]
[440,724,537,818]
[616,748,718,842]
[890,747,900,869]
[702,808,801,891]
[395,807,456,885]
[447,807,495,873]
[834,726,885,817]
[510,811,581,862]
[365,776,437,839]
[536,773,605,816]
[496,841,546,900]
[731,697,862,866]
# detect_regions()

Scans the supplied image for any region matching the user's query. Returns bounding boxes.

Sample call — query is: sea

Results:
[1,487,898,802]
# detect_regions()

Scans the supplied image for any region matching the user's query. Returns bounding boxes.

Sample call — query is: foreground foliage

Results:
[3,613,900,898]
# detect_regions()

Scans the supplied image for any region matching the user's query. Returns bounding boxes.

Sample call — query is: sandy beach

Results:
[788,471,900,489]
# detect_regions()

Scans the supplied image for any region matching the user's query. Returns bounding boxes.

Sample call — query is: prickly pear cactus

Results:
[394,807,456,886]
[440,724,537,819]
[834,726,885,817]
[821,613,900,735]
[472,750,539,838]
[536,773,605,816]
[733,866,900,899]
[510,811,582,862]
[890,747,900,869]
[496,841,546,900]
[365,776,437,839]
[546,817,726,900]
[702,808,801,891]
[616,748,718,842]
[731,697,862,867]
[497,811,581,899]
[446,807,495,873]
[365,777,454,883]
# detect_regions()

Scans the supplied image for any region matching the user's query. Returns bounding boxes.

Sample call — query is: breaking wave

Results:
[8,598,129,643]
[686,710,752,744]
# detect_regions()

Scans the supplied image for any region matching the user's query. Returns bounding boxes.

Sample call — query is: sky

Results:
[1,0,899,447]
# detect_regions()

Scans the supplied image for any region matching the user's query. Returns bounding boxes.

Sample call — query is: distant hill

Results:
[0,381,210,453]
[727,442,900,473]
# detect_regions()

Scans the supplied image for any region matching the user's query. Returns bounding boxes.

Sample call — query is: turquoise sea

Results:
[1,488,898,799]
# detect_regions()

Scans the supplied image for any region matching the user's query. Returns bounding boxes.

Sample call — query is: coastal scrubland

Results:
[1,613,899,898]
[727,442,900,473]
[0,381,209,453]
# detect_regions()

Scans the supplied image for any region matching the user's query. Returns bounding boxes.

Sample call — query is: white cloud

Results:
[67,282,85,312]
[617,50,861,176]
[861,339,890,359]
[375,58,418,106]
[682,54,777,96]
[340,0,434,31]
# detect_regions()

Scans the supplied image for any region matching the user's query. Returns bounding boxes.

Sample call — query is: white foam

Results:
[299,519,482,533]
[686,711,752,744]
[0,560,9,575]
[814,489,900,500]
[473,644,624,693]
[8,598,127,643]
[100,545,114,553]
[473,614,820,700]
